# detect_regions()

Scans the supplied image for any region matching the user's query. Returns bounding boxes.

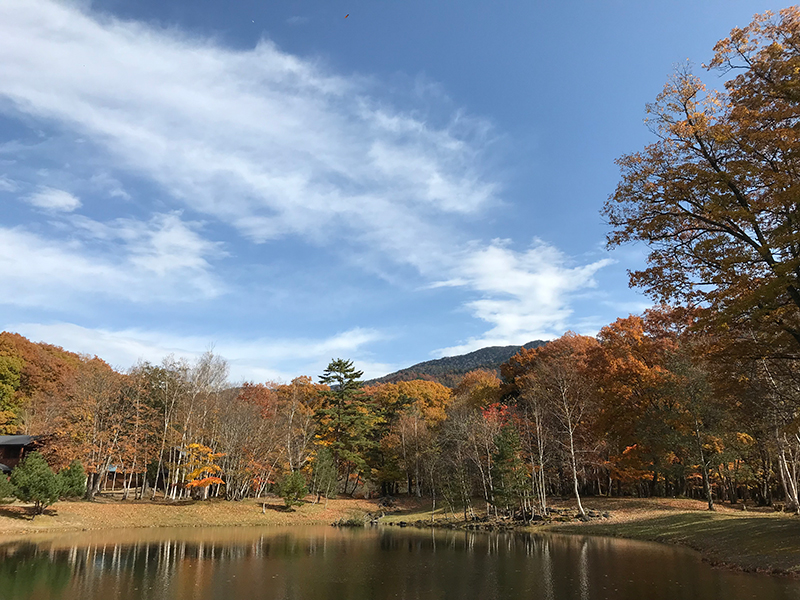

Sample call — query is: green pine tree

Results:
[277,470,308,508]
[491,424,528,513]
[316,359,379,494]
[10,452,61,516]
[310,447,338,502]
[0,474,15,503]
[57,460,86,499]
[0,355,23,434]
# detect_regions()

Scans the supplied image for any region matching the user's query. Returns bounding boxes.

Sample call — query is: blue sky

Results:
[0,0,784,381]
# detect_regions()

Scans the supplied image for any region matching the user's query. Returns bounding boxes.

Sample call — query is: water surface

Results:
[1,525,799,600]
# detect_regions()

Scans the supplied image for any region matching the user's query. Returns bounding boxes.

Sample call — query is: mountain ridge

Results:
[365,340,547,388]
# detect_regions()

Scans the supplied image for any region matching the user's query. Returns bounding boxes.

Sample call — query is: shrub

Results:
[10,452,60,515]
[57,460,86,499]
[0,474,15,504]
[278,470,308,508]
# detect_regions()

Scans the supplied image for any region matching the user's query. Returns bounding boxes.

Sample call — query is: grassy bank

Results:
[553,509,800,575]
[380,496,800,576]
[0,495,375,539]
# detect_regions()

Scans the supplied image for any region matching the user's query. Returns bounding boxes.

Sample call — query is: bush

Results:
[0,474,15,503]
[10,452,60,515]
[278,470,308,508]
[57,460,86,499]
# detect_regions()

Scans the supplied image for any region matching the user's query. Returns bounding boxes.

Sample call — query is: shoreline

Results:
[380,497,800,577]
[2,496,799,577]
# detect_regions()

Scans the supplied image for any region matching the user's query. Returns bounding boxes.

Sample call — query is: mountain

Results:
[365,341,547,388]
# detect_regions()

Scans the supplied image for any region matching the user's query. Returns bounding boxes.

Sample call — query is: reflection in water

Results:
[1,526,800,600]
[579,538,590,600]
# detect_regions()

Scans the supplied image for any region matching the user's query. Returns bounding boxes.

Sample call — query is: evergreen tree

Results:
[310,447,338,503]
[316,359,379,494]
[10,452,60,515]
[0,355,23,434]
[57,460,86,499]
[491,424,528,514]
[0,474,15,503]
[277,470,308,508]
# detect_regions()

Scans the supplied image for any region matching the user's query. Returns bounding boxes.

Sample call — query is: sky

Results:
[0,0,786,382]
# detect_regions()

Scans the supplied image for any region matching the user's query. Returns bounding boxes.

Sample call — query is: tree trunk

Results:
[776,431,800,513]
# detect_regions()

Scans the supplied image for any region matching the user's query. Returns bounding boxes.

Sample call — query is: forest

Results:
[0,301,798,518]
[1,8,800,519]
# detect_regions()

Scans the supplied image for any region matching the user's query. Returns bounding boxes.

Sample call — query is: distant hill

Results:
[365,341,547,388]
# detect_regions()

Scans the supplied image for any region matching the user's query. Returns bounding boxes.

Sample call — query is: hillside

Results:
[365,341,547,388]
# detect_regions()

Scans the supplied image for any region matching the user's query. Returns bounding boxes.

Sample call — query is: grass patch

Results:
[553,512,800,574]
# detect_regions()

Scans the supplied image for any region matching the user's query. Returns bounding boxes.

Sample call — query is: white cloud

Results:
[436,240,613,355]
[89,173,130,200]
[6,322,395,381]
[0,0,616,353]
[25,187,81,211]
[0,175,18,192]
[0,213,224,307]
[0,0,497,269]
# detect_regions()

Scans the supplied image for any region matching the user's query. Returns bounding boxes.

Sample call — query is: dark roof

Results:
[0,435,35,446]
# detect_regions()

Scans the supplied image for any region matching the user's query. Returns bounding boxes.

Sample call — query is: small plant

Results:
[10,452,60,516]
[277,470,308,508]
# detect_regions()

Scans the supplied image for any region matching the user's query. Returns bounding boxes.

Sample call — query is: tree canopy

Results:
[604,8,800,353]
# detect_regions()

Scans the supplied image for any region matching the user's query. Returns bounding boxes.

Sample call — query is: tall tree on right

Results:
[604,8,800,353]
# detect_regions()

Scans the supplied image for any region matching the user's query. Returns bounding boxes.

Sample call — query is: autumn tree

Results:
[133,357,190,499]
[439,371,504,513]
[184,443,225,500]
[708,333,800,511]
[60,358,126,499]
[437,405,479,519]
[0,332,85,437]
[453,369,503,410]
[518,334,599,517]
[514,373,554,515]
[275,377,325,472]
[591,314,686,496]
[604,8,800,355]
[365,380,451,496]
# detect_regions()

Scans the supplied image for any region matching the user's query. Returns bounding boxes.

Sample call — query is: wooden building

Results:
[0,435,38,471]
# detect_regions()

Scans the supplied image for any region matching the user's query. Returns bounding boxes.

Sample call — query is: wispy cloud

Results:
[0,0,497,268]
[0,175,18,192]
[435,240,613,356]
[0,0,616,363]
[25,187,81,211]
[7,322,395,381]
[0,213,224,308]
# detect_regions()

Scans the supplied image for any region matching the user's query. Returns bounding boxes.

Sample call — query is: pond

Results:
[1,525,799,600]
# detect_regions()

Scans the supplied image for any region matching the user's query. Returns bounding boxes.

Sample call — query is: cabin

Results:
[0,435,39,472]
